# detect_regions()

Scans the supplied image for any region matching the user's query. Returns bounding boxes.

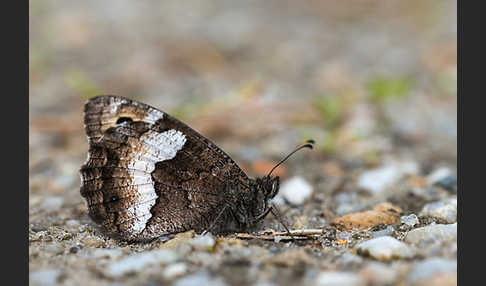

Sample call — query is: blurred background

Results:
[30,0,456,181]
[29,1,456,285]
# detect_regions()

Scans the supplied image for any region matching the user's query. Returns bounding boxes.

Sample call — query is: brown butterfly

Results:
[80,95,313,241]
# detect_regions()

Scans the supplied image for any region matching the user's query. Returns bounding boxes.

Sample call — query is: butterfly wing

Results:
[80,95,251,241]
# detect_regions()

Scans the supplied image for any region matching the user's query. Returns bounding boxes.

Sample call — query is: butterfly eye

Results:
[116,117,133,125]
[110,195,119,202]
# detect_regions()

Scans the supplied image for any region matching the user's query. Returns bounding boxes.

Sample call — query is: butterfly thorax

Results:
[226,176,279,230]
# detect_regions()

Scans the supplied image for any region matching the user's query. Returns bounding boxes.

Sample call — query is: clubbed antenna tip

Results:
[267,139,315,177]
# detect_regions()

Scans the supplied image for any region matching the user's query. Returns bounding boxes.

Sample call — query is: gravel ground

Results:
[30,1,457,285]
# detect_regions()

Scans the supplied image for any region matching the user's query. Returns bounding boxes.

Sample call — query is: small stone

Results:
[30,269,61,286]
[266,248,315,267]
[372,225,394,238]
[316,271,364,286]
[358,161,418,194]
[40,196,64,212]
[160,230,195,250]
[355,236,414,261]
[426,167,453,185]
[359,262,397,285]
[338,253,363,267]
[163,263,188,280]
[65,219,80,227]
[174,271,227,286]
[188,233,216,251]
[278,176,313,205]
[82,237,105,248]
[106,250,179,277]
[69,245,82,254]
[405,223,457,246]
[401,214,419,227]
[407,258,457,285]
[436,176,457,193]
[420,198,457,223]
[332,203,401,231]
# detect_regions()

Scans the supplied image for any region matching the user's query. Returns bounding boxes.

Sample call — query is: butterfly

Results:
[80,95,313,241]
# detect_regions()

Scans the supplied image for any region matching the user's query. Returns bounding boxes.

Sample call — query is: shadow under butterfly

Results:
[80,95,314,242]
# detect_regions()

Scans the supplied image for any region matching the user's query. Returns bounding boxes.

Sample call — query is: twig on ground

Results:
[235,229,324,241]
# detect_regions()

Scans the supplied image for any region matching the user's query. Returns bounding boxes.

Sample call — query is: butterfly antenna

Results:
[266,139,315,177]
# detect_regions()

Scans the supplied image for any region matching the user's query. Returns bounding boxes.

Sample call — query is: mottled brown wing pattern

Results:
[80,95,251,241]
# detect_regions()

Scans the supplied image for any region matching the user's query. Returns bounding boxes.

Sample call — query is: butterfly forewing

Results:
[80,95,251,241]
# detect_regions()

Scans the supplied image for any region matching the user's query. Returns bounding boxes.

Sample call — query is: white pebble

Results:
[106,250,179,277]
[359,262,397,285]
[408,258,456,283]
[358,161,418,194]
[163,263,188,279]
[405,223,457,246]
[65,219,80,227]
[420,198,457,223]
[401,214,419,227]
[189,233,216,251]
[279,176,313,205]
[426,167,453,185]
[355,236,414,261]
[30,269,61,286]
[316,271,364,286]
[372,226,395,238]
[41,196,64,212]
[174,271,227,286]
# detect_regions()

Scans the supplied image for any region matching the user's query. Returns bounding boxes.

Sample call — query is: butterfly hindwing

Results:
[80,95,251,241]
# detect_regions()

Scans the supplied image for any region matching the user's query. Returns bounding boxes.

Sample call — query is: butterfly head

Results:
[252,140,315,210]
[258,175,280,200]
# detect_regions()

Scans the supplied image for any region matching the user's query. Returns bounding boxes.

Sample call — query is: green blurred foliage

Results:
[313,94,344,130]
[65,70,104,99]
[366,75,413,103]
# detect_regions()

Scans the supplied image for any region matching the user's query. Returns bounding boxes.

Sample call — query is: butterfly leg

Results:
[254,206,272,222]
[269,204,295,239]
[202,204,228,235]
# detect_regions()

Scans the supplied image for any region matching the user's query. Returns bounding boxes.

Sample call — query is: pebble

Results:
[355,236,415,261]
[163,263,188,279]
[420,198,457,223]
[401,214,419,227]
[359,262,397,285]
[405,223,457,246]
[160,230,195,251]
[65,219,81,227]
[358,161,418,194]
[173,271,227,286]
[407,258,457,285]
[426,167,453,185]
[106,250,179,277]
[30,269,61,286]
[436,176,457,193]
[332,202,401,231]
[188,233,216,251]
[316,271,365,286]
[371,225,394,238]
[82,237,105,248]
[334,193,361,216]
[69,245,82,254]
[40,196,64,212]
[268,248,315,267]
[279,176,313,205]
[337,253,363,267]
